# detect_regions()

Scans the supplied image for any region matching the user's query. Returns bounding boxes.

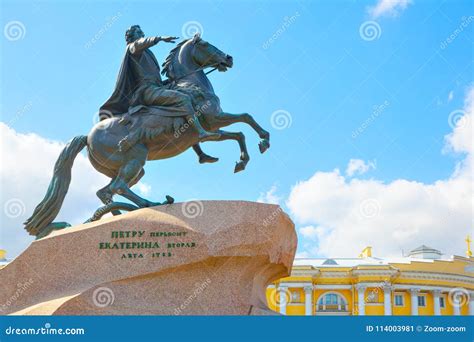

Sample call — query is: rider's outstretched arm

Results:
[129,36,160,54]
[129,36,178,55]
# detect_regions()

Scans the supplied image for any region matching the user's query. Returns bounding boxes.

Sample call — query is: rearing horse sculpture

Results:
[24,33,270,239]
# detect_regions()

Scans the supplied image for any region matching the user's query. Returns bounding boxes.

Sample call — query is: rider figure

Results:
[101,25,219,146]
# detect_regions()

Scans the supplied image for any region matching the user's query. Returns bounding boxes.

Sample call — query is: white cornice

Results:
[351,269,399,277]
[291,269,320,277]
[392,284,472,293]
[317,272,351,278]
[314,284,352,290]
[400,271,474,285]
[278,282,313,288]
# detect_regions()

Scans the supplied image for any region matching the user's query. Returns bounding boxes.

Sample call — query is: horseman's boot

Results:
[192,144,219,164]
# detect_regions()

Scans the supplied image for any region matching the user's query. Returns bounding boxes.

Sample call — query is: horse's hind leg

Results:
[129,168,145,187]
[96,181,122,216]
[97,182,114,205]
[109,161,157,208]
[96,167,145,214]
[205,112,270,153]
[96,168,145,216]
[108,146,172,207]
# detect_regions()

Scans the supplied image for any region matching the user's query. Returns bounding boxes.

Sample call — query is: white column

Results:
[453,295,461,316]
[278,286,288,315]
[304,286,313,316]
[355,284,367,316]
[432,290,441,316]
[469,293,474,316]
[383,284,393,315]
[410,288,420,316]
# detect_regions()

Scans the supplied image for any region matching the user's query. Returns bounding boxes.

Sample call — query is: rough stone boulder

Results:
[0,201,296,315]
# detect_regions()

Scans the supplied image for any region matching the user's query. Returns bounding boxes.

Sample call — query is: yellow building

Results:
[0,249,7,269]
[267,245,474,316]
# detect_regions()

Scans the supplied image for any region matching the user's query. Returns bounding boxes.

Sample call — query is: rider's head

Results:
[125,25,145,44]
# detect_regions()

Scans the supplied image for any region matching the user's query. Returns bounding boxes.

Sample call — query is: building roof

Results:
[294,254,455,268]
[409,245,442,254]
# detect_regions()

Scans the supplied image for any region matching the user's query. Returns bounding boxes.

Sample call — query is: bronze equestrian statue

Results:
[24,27,270,239]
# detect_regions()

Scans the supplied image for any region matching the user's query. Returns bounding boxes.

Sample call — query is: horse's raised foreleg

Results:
[205,112,270,153]
[212,130,250,173]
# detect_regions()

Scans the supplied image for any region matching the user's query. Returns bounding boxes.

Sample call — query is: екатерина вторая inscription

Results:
[98,230,196,259]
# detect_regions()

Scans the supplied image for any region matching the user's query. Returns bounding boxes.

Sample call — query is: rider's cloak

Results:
[100,49,136,116]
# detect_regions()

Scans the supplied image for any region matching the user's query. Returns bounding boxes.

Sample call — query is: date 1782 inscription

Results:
[98,230,197,260]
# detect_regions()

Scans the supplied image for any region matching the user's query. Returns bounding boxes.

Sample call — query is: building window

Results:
[439,296,445,308]
[317,292,347,312]
[394,294,404,306]
[291,291,301,303]
[418,295,426,307]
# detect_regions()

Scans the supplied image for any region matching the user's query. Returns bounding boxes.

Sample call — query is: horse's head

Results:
[190,33,233,72]
[162,33,233,81]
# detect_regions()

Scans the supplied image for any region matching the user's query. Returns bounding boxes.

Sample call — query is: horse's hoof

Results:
[164,195,174,204]
[259,139,270,154]
[234,161,246,173]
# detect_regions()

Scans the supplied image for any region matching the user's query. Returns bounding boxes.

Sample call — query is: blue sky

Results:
[1,0,473,258]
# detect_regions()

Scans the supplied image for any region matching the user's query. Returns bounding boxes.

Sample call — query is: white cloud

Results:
[445,89,473,156]
[299,226,318,239]
[346,159,376,177]
[368,0,412,19]
[288,86,473,258]
[299,225,331,241]
[0,123,109,258]
[136,182,152,197]
[257,184,282,204]
[295,251,310,258]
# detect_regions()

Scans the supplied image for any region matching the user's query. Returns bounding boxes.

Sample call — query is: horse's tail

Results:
[24,135,88,237]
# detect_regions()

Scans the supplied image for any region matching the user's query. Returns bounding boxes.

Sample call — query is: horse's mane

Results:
[161,38,190,80]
